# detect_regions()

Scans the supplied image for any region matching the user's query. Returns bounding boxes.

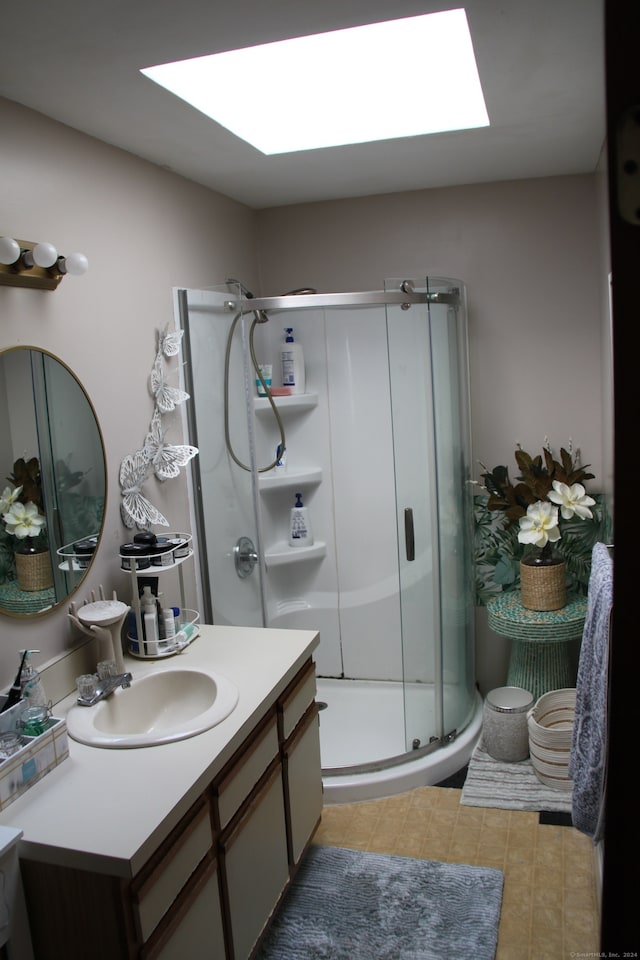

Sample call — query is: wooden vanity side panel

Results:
[20,860,136,960]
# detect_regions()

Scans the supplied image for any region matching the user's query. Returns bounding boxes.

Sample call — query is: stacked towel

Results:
[569,542,613,842]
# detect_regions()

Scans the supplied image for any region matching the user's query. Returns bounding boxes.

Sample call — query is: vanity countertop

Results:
[0,624,319,878]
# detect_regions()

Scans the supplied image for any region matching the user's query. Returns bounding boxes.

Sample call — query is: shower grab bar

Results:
[231,289,459,312]
[404,508,415,562]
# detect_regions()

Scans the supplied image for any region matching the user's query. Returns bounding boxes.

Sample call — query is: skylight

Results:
[141,9,489,155]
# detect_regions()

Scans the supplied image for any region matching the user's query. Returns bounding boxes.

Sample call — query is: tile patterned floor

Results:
[315,785,600,960]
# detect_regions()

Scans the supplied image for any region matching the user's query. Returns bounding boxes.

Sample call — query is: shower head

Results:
[226,277,269,322]
[281,287,318,296]
[226,277,255,299]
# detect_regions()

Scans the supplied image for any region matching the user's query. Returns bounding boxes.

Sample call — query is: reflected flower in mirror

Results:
[1,457,48,552]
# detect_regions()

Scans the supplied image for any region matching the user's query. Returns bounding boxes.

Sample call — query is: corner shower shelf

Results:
[259,467,323,492]
[264,541,327,568]
[254,392,318,415]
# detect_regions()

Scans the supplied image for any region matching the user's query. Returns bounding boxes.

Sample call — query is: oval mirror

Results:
[0,347,106,617]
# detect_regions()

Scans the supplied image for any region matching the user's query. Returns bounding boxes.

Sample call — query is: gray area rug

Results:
[256,844,503,960]
[461,742,573,813]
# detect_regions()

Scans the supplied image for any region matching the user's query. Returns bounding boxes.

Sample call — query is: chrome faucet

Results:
[76,672,133,707]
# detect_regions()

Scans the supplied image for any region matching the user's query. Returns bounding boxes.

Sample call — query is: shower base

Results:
[316,677,482,804]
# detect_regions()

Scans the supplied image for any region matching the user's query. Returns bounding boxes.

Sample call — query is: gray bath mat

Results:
[256,844,503,960]
[461,742,573,813]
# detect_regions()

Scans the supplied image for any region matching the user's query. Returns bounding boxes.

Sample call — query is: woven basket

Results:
[527,688,576,791]
[520,559,566,611]
[15,550,53,592]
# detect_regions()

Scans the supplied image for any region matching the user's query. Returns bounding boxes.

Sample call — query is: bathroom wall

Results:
[0,94,609,702]
[0,97,259,689]
[255,175,607,693]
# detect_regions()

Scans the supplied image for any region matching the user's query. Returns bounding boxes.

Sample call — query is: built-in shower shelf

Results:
[264,541,327,568]
[254,392,318,414]
[259,467,323,492]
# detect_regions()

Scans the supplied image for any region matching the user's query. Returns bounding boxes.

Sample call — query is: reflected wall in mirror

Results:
[0,347,106,617]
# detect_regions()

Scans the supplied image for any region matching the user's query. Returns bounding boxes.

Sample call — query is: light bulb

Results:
[32,242,58,268]
[0,237,20,265]
[62,252,89,276]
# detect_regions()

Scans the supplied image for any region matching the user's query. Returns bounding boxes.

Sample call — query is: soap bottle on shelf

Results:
[140,585,159,653]
[289,492,313,547]
[280,327,305,395]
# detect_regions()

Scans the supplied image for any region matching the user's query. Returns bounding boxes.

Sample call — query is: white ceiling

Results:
[0,0,605,210]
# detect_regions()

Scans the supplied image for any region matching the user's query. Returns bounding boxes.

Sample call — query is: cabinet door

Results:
[283,705,323,866]
[222,764,289,960]
[142,858,225,960]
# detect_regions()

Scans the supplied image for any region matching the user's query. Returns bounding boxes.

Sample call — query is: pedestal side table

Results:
[486,592,587,701]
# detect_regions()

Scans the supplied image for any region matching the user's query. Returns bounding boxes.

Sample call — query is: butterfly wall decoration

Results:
[119,323,199,530]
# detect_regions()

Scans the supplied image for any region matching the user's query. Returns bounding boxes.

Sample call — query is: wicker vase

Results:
[520,551,566,611]
[15,549,53,592]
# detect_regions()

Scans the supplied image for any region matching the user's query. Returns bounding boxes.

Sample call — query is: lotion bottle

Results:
[281,328,305,395]
[289,492,313,547]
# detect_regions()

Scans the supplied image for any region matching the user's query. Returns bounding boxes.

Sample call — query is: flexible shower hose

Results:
[224,310,286,473]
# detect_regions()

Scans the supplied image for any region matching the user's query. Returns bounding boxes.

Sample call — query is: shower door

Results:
[386,278,475,751]
[178,286,265,626]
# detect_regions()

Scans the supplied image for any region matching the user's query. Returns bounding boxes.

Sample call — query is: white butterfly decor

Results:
[159,325,184,358]
[120,323,198,532]
[144,409,199,481]
[119,450,169,529]
[150,354,190,414]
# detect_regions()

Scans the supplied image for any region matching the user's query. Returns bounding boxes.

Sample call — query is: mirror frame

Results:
[0,345,107,619]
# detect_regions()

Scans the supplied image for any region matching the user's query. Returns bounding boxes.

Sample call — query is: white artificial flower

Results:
[2,501,46,540]
[517,501,561,548]
[0,485,22,514]
[548,481,595,520]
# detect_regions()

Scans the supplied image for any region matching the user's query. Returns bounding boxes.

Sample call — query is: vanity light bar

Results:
[0,236,89,291]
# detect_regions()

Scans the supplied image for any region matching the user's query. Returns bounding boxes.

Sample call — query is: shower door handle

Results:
[404,508,415,562]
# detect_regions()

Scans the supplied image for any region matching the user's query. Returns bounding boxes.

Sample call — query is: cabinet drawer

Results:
[222,763,289,960]
[215,714,279,830]
[132,798,213,943]
[278,660,316,741]
[141,858,225,960]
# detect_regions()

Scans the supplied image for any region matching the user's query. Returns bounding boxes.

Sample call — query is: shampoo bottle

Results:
[281,328,305,395]
[289,492,313,547]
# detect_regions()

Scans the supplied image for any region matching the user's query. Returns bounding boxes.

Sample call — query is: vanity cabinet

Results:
[18,657,322,960]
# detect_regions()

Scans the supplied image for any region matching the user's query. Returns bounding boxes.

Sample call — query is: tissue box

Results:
[0,699,69,811]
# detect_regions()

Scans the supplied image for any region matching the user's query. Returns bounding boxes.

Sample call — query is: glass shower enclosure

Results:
[177,278,476,772]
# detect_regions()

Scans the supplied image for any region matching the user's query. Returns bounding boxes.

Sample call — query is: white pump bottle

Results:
[280,328,305,394]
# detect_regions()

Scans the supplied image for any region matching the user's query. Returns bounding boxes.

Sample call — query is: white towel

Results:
[569,542,612,842]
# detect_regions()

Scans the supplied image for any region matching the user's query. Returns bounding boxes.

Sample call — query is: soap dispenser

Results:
[280,328,305,395]
[289,492,313,547]
[20,650,48,707]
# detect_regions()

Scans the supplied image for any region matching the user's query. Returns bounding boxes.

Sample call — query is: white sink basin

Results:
[66,668,239,748]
